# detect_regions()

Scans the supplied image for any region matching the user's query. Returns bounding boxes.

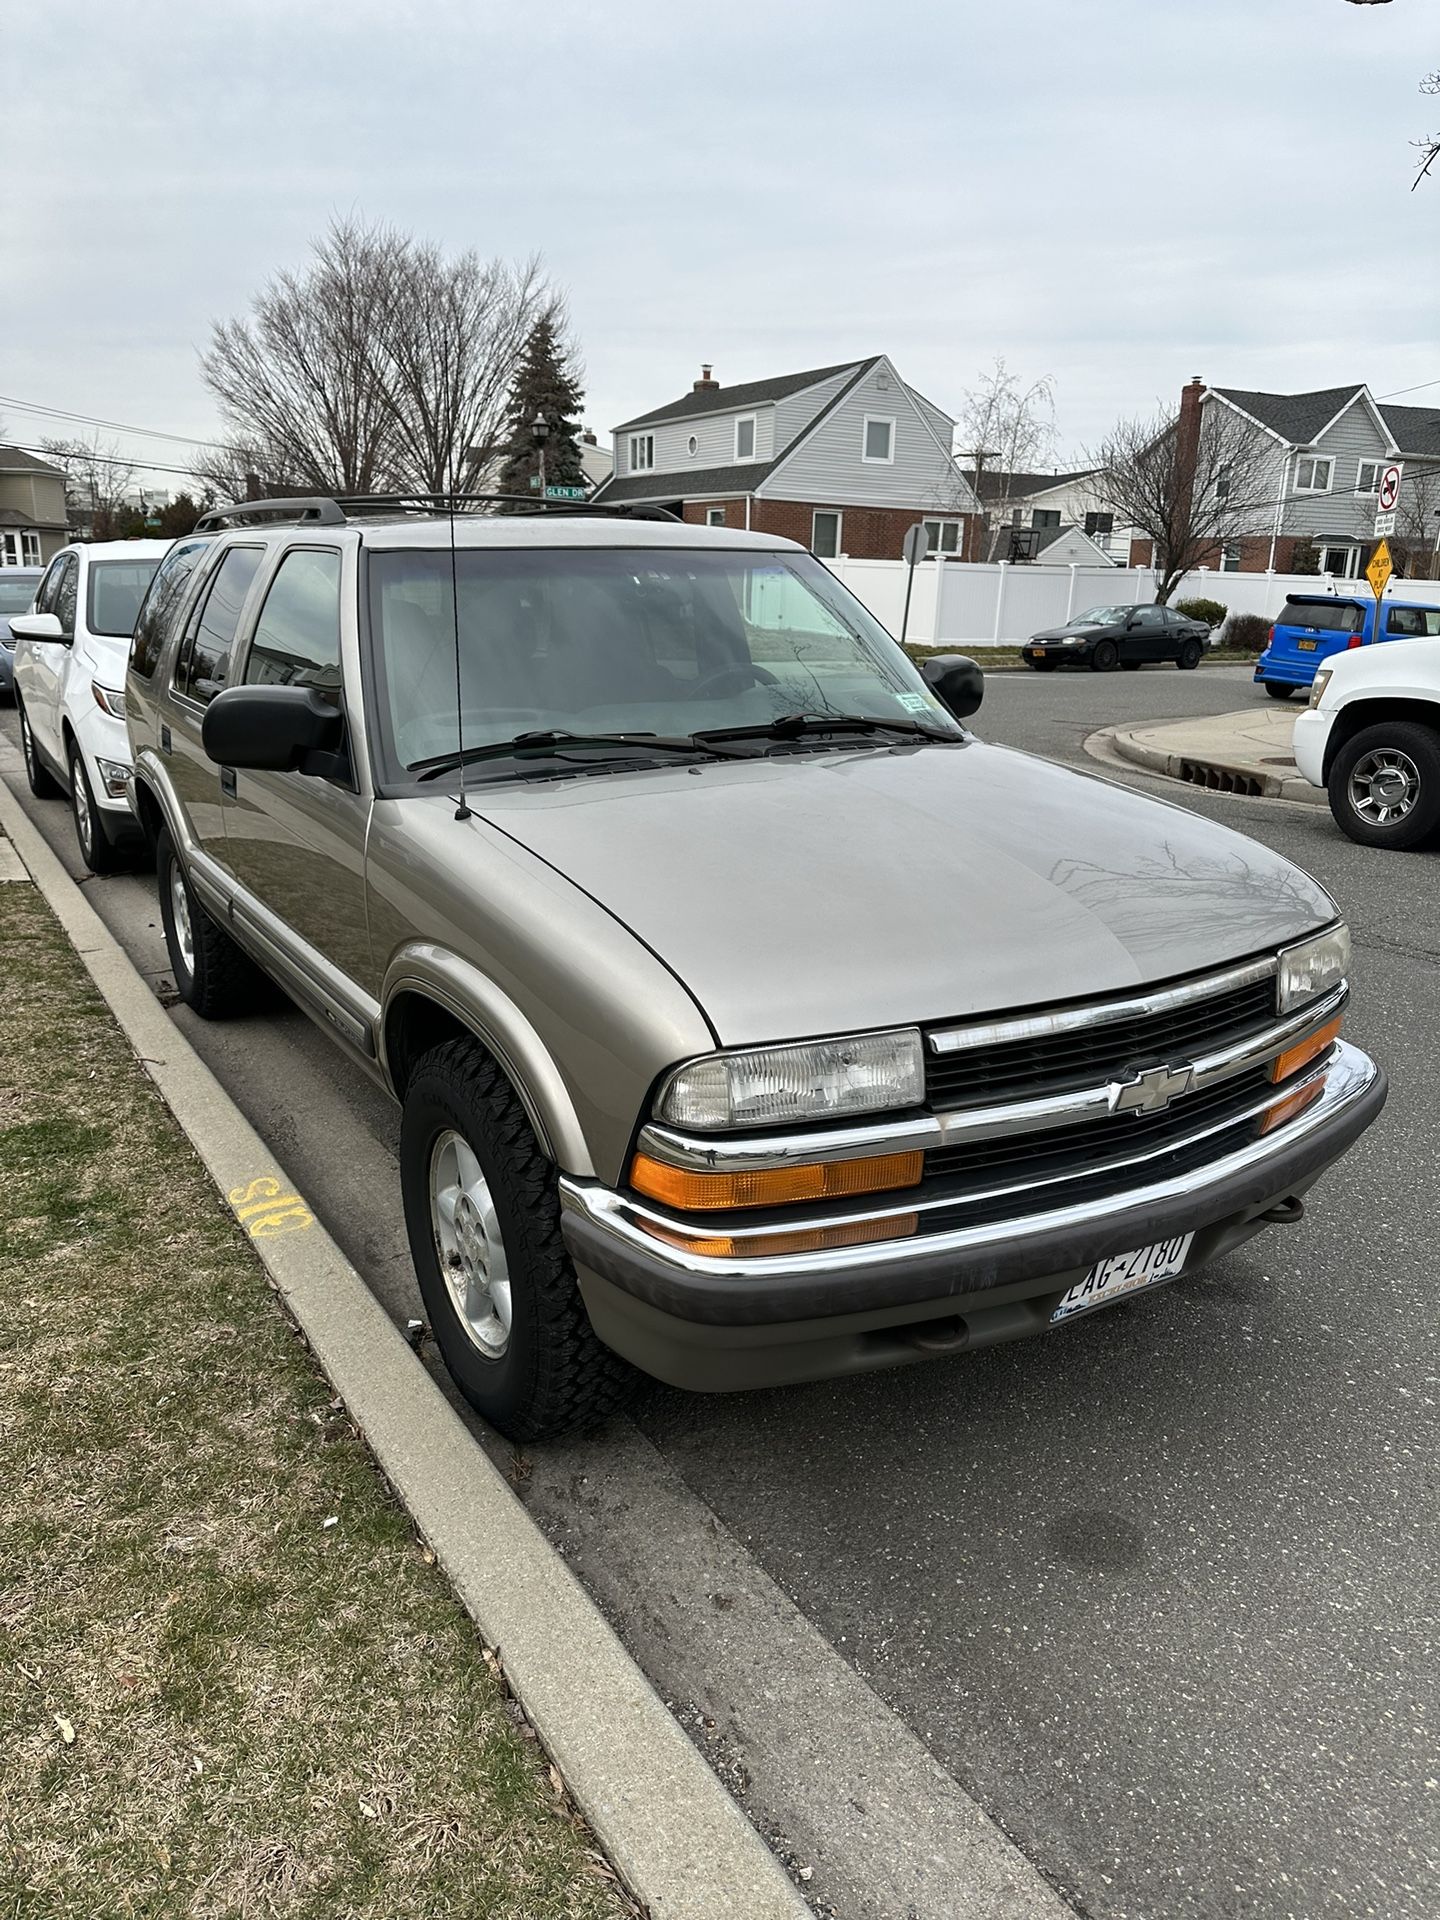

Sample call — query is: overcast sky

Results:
[3,0,1436,488]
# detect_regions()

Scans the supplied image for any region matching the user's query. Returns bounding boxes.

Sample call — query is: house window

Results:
[1220,544,1242,572]
[811,510,842,558]
[734,416,757,461]
[22,532,40,565]
[1294,456,1332,493]
[1215,465,1231,500]
[628,434,654,472]
[1,532,18,566]
[706,507,726,528]
[687,435,698,457]
[1031,508,1061,530]
[1356,461,1382,494]
[923,519,960,554]
[1084,511,1113,540]
[862,416,894,464]
[1321,546,1354,577]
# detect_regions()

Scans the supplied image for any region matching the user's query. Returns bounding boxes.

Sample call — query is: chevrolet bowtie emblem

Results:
[1109,1062,1194,1116]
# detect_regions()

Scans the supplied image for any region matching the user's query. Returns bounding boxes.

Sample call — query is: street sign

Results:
[901,522,929,568]
[1366,538,1393,601]
[1374,510,1396,537]
[1378,463,1402,513]
[543,485,588,500]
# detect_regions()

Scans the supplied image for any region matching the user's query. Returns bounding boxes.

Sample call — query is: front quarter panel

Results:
[366,797,717,1183]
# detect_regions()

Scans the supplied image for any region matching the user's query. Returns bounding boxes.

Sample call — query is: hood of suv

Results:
[469,741,1336,1045]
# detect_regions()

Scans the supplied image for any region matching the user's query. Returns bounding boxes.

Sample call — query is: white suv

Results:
[11,540,168,870]
[1293,636,1440,849]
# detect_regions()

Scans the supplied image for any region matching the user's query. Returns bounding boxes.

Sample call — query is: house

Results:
[592,357,981,559]
[963,467,1133,562]
[1160,380,1440,579]
[0,447,69,566]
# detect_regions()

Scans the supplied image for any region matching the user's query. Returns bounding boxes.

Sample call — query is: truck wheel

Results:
[1091,639,1119,672]
[68,744,122,875]
[1264,683,1294,701]
[18,702,60,798]
[1178,639,1202,670]
[400,1037,635,1442]
[156,824,264,1017]
[1328,722,1440,850]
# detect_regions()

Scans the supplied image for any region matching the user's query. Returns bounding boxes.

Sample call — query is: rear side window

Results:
[241,549,343,702]
[174,544,264,705]
[1279,599,1363,634]
[88,558,161,639]
[131,539,211,678]
[1385,606,1440,638]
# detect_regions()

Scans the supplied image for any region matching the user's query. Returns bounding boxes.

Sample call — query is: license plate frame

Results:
[1297,638,1318,651]
[1051,1232,1195,1323]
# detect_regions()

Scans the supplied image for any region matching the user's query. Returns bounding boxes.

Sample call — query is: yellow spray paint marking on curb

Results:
[228,1174,315,1239]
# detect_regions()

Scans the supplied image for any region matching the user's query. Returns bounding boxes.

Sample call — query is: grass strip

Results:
[0,880,634,1920]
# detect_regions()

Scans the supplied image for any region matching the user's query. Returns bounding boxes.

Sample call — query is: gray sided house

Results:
[1199,383,1440,578]
[0,447,69,566]
[592,357,981,560]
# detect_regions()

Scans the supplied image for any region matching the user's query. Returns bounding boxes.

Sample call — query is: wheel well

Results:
[129,776,165,856]
[1324,699,1440,780]
[383,990,564,1165]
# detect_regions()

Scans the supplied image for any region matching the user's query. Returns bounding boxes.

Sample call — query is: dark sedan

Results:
[1023,603,1211,672]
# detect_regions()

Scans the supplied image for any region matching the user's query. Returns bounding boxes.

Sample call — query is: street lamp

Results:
[531,411,550,500]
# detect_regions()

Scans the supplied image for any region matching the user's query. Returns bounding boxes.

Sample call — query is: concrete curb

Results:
[0,776,809,1920]
[1107,725,1323,806]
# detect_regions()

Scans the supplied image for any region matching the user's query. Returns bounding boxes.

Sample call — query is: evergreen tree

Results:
[495,313,586,507]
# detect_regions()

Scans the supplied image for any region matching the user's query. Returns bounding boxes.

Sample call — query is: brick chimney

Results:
[693,363,719,393]
[1174,373,1206,529]
[582,429,596,445]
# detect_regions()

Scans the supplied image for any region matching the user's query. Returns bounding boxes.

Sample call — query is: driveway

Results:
[3,670,1435,1920]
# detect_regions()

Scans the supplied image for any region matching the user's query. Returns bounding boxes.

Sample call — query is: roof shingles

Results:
[614,361,869,433]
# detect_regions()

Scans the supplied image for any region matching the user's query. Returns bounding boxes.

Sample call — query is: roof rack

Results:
[192,492,679,534]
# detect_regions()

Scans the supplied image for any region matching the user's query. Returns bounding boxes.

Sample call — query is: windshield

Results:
[0,577,40,617]
[88,557,162,637]
[365,547,961,778]
[1072,606,1130,627]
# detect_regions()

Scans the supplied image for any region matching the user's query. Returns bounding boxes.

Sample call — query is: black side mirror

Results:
[920,653,984,720]
[202,684,347,780]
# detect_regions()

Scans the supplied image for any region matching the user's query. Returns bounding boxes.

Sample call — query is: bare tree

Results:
[40,435,139,539]
[198,218,552,502]
[957,357,1057,550]
[1394,464,1440,577]
[1085,402,1277,603]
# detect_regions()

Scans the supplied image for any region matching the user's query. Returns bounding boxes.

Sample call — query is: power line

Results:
[7,442,206,481]
[0,393,214,449]
[1377,377,1440,400]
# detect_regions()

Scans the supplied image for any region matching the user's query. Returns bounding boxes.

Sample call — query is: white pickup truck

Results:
[1294,637,1440,849]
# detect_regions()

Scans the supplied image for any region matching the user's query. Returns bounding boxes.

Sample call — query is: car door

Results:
[26,552,79,762]
[219,543,377,1015]
[1127,605,1169,662]
[165,542,266,876]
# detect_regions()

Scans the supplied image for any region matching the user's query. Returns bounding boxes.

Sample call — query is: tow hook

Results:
[1260,1195,1305,1225]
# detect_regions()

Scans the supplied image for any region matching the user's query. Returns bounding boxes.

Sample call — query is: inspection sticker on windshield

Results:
[897,691,932,712]
[1051,1233,1194,1323]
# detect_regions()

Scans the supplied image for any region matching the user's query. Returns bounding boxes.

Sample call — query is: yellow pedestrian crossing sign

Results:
[1366,539,1393,601]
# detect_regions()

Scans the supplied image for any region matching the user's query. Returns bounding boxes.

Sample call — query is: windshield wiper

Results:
[693,712,957,746]
[411,730,727,780]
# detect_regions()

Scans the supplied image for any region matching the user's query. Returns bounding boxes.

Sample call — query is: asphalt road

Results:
[4,663,1436,1920]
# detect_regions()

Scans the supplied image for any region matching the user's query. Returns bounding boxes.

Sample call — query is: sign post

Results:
[900,522,929,644]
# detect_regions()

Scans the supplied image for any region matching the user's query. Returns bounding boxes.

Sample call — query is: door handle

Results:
[220,767,237,798]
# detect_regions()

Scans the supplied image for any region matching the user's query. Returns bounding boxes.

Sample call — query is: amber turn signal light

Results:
[629,1150,923,1212]
[1270,1015,1342,1084]
[1260,1078,1325,1135]
[638,1213,919,1259]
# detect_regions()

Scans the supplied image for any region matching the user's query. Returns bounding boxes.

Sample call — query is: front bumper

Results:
[560,1040,1385,1390]
[1292,708,1329,789]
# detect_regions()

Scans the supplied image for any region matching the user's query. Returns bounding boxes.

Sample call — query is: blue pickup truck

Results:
[1255,592,1440,700]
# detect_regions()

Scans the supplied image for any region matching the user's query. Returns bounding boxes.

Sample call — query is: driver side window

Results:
[50,555,79,637]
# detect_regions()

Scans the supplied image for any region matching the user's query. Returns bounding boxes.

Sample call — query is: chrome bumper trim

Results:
[636,983,1348,1173]
[564,1040,1378,1282]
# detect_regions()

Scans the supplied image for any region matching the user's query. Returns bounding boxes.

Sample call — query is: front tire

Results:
[1091,639,1119,672]
[18,702,60,798]
[68,745,122,874]
[400,1038,635,1441]
[1327,722,1440,850]
[1178,639,1202,670]
[1264,683,1294,702]
[156,824,265,1017]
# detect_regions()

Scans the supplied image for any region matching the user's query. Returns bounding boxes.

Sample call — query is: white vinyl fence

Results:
[820,553,1440,648]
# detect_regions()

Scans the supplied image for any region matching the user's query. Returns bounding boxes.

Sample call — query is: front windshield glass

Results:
[1073,605,1129,627]
[88,558,162,637]
[365,547,961,778]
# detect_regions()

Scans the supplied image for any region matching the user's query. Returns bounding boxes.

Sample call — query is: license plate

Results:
[1297,639,1318,651]
[1051,1233,1194,1323]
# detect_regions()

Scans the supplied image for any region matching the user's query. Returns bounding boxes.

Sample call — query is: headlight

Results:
[1308,670,1333,710]
[1278,924,1350,1014]
[92,681,126,720]
[657,1029,924,1130]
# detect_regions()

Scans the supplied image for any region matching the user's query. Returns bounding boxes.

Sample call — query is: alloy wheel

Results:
[429,1129,512,1358]
[1348,747,1420,827]
[168,861,195,976]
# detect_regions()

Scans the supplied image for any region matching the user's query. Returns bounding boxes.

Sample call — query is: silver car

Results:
[0,565,45,700]
[124,499,1385,1440]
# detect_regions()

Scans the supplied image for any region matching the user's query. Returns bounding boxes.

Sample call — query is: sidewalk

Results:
[1105,704,1322,804]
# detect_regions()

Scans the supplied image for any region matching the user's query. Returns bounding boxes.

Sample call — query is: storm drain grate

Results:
[1176,758,1265,797]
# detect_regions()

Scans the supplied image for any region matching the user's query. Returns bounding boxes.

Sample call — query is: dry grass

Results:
[0,882,635,1920]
